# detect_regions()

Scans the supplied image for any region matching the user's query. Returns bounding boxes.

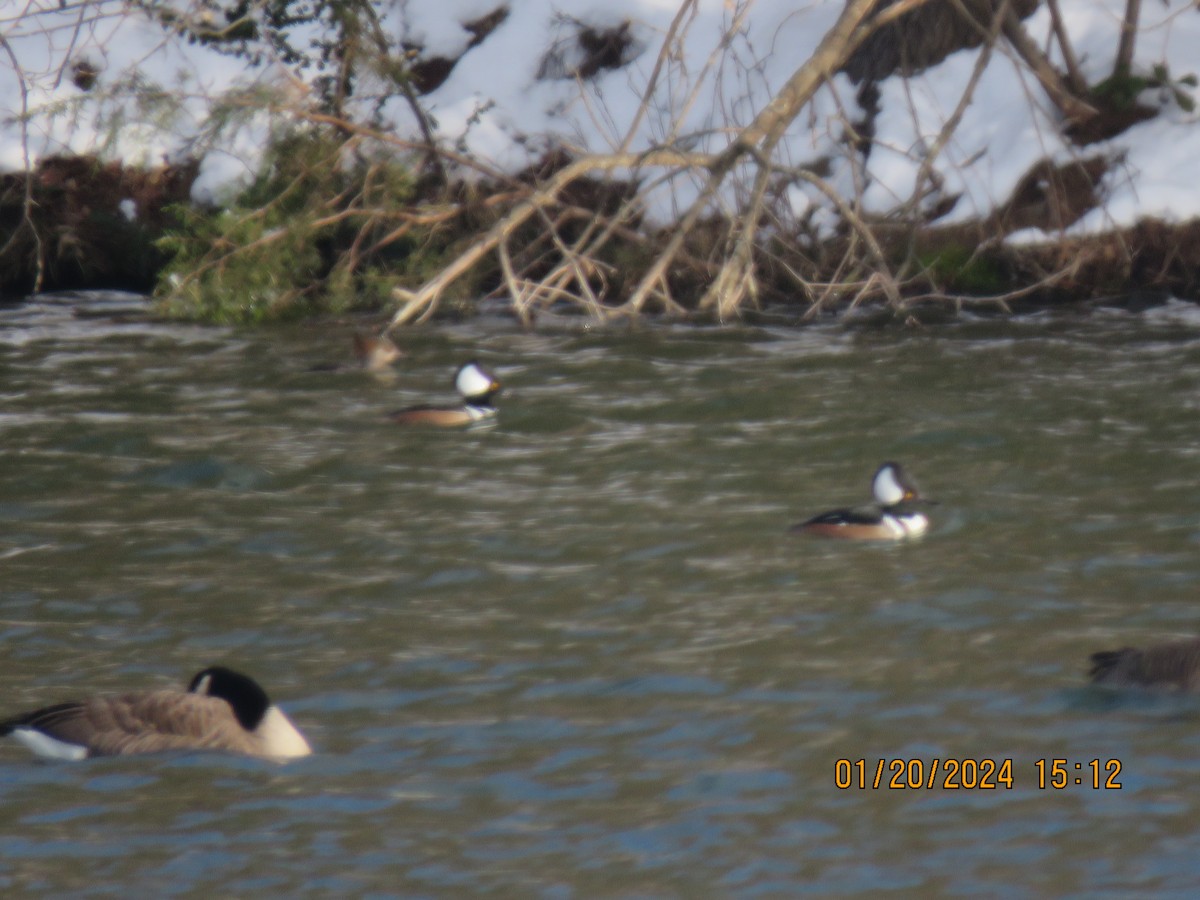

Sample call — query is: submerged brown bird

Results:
[1089,638,1200,692]
[309,332,403,374]
[389,360,501,427]
[353,332,403,372]
[0,667,312,760]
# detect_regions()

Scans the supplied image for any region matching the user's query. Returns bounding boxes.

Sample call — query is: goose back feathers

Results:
[1090,639,1200,692]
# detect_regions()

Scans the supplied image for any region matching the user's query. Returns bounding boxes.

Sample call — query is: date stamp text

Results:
[834,758,1123,790]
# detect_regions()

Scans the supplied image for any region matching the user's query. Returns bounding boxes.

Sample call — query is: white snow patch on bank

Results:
[2,0,1200,234]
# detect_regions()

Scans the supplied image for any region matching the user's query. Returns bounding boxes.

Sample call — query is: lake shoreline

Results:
[3,152,1198,323]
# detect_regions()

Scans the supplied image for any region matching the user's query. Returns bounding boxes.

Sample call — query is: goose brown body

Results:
[3,693,263,756]
[0,667,311,760]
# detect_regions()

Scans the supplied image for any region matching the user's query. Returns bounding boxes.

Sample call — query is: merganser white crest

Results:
[455,361,499,401]
[872,462,913,506]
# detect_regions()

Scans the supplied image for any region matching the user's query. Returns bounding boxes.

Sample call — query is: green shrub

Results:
[155,125,438,323]
[918,244,1005,295]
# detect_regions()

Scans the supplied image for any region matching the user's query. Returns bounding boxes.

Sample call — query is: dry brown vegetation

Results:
[377,0,1196,326]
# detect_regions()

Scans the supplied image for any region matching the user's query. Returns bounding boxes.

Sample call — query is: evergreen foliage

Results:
[155,126,449,323]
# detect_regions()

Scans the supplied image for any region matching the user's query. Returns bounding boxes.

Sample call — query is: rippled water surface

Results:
[3,292,1200,895]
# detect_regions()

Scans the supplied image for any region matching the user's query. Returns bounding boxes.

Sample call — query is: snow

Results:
[3,0,1200,237]
[394,0,507,58]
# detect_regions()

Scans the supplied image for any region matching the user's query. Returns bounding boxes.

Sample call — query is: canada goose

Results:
[791,462,932,540]
[1089,638,1200,691]
[0,666,312,760]
[389,360,501,427]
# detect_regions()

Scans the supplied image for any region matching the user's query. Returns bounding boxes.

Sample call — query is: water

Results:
[3,291,1200,895]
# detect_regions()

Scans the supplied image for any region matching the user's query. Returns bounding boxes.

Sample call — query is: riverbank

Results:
[4,150,1198,320]
[3,1,1200,321]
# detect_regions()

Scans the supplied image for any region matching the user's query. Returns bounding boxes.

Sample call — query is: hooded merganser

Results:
[1089,638,1200,691]
[791,462,931,540]
[389,361,501,427]
[0,667,312,760]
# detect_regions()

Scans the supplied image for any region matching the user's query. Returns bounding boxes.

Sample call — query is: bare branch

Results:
[999,4,1096,123]
[1112,0,1142,79]
[1044,0,1088,94]
[0,33,43,291]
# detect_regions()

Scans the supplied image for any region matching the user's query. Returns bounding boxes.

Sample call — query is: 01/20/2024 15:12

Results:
[834,758,1123,790]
